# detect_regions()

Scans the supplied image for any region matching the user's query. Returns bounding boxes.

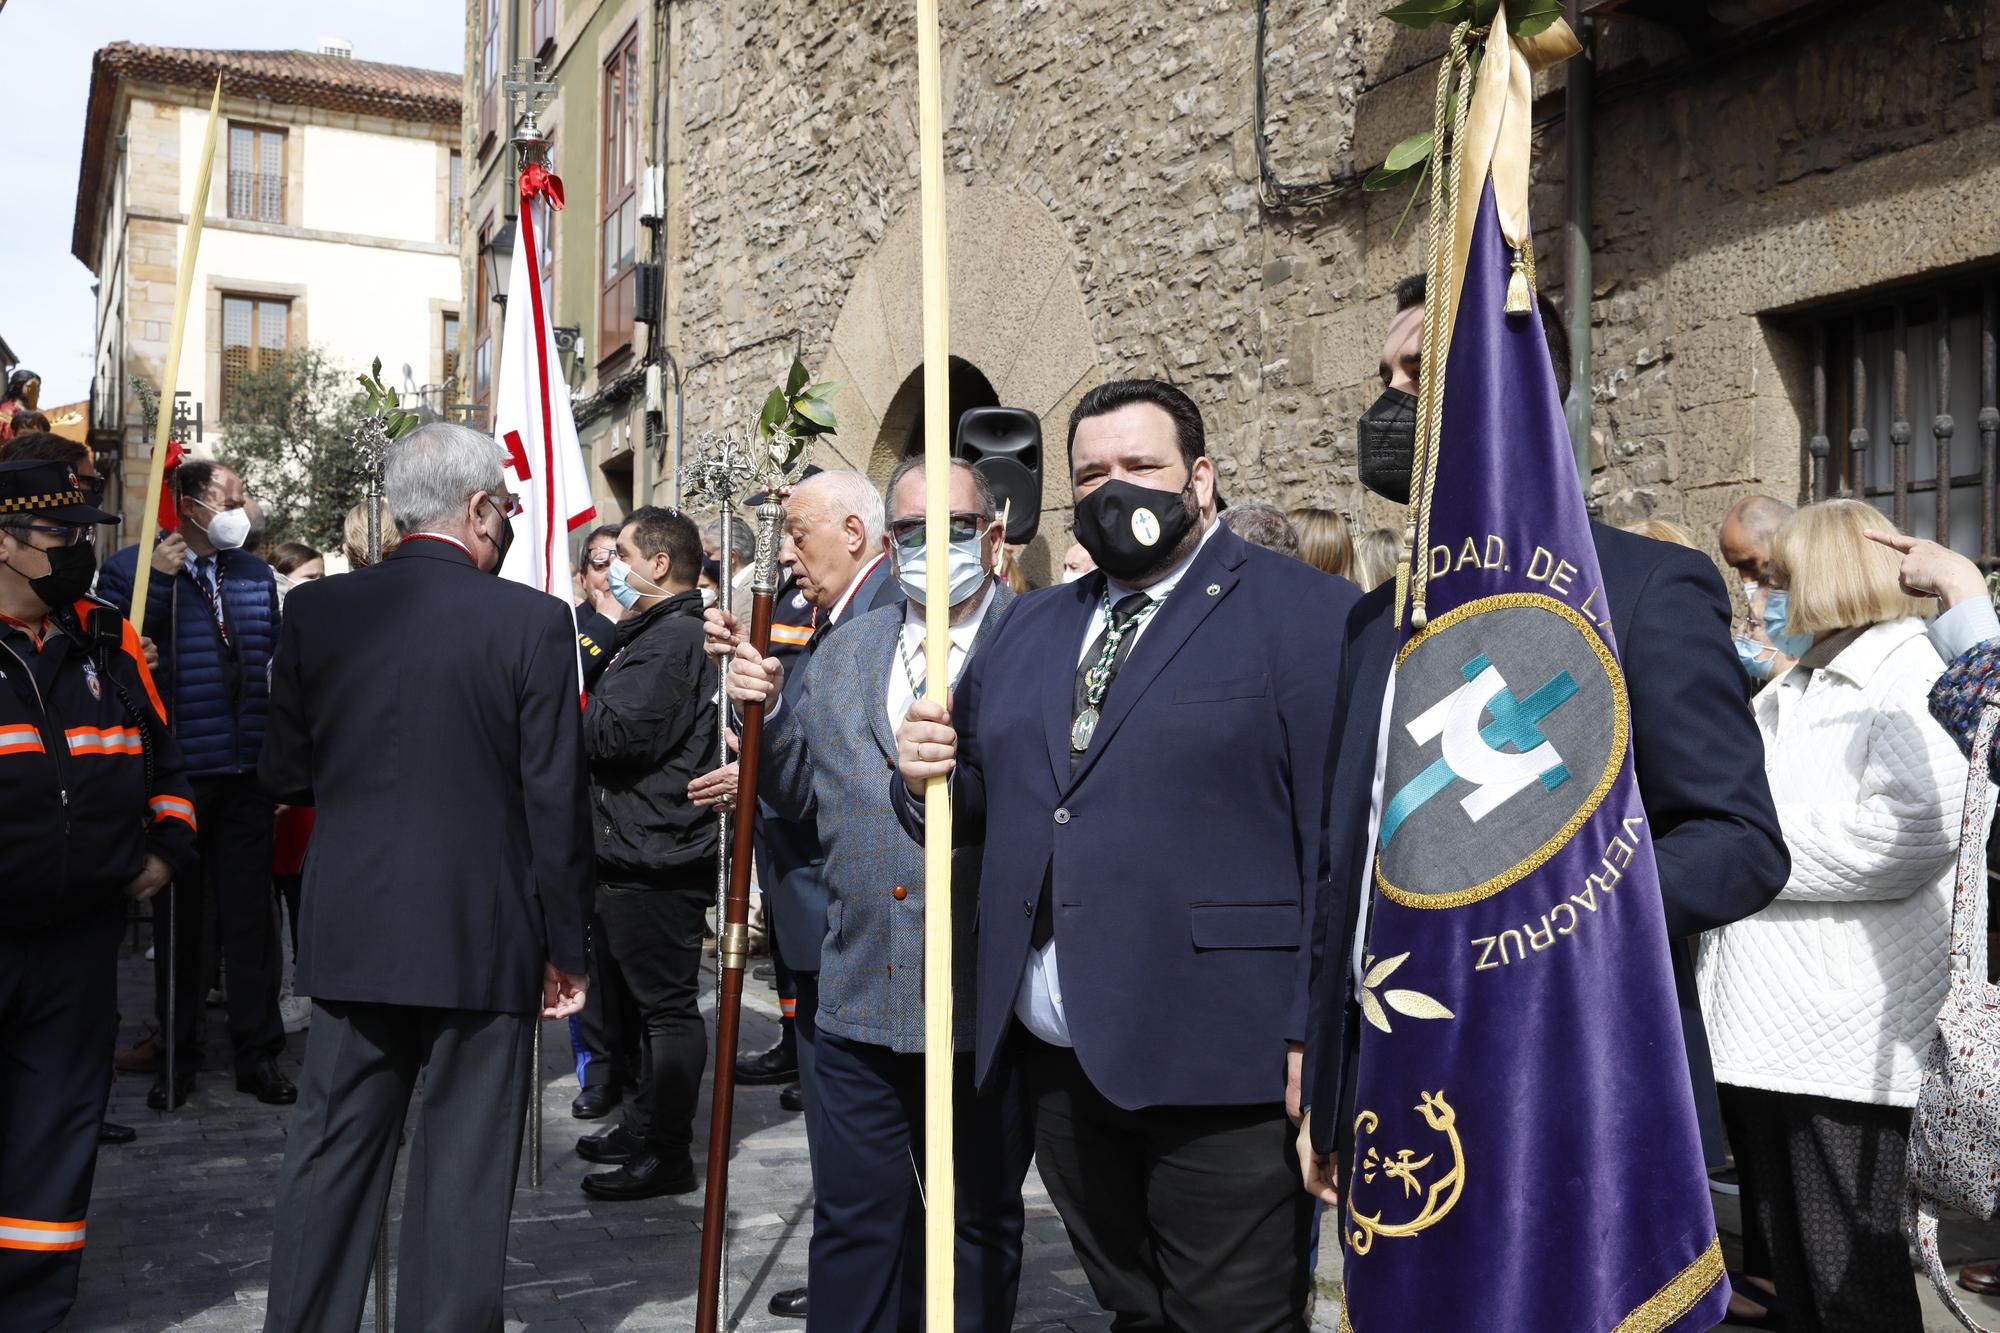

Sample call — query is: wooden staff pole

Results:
[695,501,783,1333]
[128,77,222,619]
[915,0,956,1325]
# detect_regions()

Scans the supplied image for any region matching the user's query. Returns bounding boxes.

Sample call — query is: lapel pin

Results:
[1206,583,1221,596]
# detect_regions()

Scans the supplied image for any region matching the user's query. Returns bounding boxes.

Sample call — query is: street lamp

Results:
[483,217,516,312]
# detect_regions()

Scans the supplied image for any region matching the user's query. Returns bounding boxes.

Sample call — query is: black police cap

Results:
[0,459,121,525]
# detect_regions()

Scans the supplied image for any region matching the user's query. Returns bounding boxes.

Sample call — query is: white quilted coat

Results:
[1697,617,1972,1108]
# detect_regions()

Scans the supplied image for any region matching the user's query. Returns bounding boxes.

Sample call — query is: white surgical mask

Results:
[700,586,718,610]
[1061,568,1088,585]
[896,534,989,608]
[192,497,252,551]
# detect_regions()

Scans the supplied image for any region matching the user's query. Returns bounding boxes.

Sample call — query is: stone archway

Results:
[813,186,1100,581]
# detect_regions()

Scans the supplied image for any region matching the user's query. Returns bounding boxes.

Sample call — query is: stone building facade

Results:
[465,0,1999,580]
[670,0,2000,579]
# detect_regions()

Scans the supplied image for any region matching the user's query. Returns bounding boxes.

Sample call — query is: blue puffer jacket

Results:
[97,542,279,778]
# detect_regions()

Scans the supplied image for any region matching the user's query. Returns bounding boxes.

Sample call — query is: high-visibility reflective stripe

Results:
[0,1216,85,1251]
[769,624,813,646]
[0,726,44,756]
[65,726,143,756]
[149,796,197,829]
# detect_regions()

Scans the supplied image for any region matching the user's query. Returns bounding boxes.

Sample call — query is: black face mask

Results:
[28,541,98,611]
[1072,476,1199,583]
[481,496,515,574]
[1357,386,1418,505]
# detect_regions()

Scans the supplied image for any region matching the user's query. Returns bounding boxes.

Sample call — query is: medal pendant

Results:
[1070,705,1100,752]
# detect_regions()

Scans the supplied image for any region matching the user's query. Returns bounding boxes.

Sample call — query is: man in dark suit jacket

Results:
[1299,280,1789,1215]
[257,423,591,1333]
[896,379,1357,1331]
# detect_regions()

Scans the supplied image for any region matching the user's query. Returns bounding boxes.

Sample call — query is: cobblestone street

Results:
[68,933,1345,1332]
[64,931,2000,1331]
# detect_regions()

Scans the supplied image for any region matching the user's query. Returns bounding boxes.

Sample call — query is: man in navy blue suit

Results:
[895,378,1357,1331]
[1297,281,1789,1322]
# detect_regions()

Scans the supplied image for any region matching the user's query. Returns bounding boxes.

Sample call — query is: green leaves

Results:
[755,356,844,470]
[1364,131,1434,193]
[1509,0,1565,35]
[1382,0,1472,27]
[1381,0,1564,35]
[356,359,420,441]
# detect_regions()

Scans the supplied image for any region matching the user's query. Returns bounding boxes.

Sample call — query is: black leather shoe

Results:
[735,1040,798,1085]
[576,1123,646,1165]
[778,1082,804,1113]
[768,1286,808,1318]
[236,1057,297,1105]
[580,1152,697,1201]
[147,1065,197,1109]
[98,1120,137,1145]
[572,1083,622,1120]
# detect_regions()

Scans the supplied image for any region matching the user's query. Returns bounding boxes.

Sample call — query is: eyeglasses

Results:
[2,520,93,547]
[585,549,614,569]
[888,513,988,547]
[487,492,524,519]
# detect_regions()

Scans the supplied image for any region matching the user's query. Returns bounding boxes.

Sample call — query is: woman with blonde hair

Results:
[1288,507,1356,581]
[1351,527,1404,592]
[342,499,399,568]
[1623,517,1698,549]
[1697,499,1971,1333]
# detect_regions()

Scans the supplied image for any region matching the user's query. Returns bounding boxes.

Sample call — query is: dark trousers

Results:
[274,872,302,960]
[598,867,713,1161]
[574,905,639,1091]
[0,907,122,1332]
[263,1001,532,1333]
[809,1032,1032,1333]
[153,773,284,1069]
[754,829,800,1033]
[1720,1084,1922,1333]
[796,970,822,1161]
[1026,1038,1311,1333]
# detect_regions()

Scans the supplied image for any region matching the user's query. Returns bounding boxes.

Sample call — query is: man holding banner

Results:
[1298,10,1788,1329]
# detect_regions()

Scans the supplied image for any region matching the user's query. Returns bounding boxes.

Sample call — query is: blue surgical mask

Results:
[1734,634,1776,681]
[896,534,988,608]
[1762,588,1813,659]
[607,558,664,610]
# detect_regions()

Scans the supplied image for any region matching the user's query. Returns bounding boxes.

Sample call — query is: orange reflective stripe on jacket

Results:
[65,726,144,757]
[0,1215,86,1252]
[149,795,197,830]
[0,725,44,756]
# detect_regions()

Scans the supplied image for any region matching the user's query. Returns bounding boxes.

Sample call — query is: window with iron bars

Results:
[228,124,285,223]
[1809,274,2000,563]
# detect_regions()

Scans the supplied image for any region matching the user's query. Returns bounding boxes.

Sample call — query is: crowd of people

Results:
[3,266,2000,1333]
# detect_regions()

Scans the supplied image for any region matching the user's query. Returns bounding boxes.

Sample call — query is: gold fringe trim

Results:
[1611,1236,1727,1333]
[1377,592,1629,910]
[1339,1234,1723,1333]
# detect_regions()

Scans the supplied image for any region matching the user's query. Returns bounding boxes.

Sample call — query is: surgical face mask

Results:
[1762,588,1813,658]
[1734,634,1777,682]
[607,558,667,610]
[1061,568,1089,585]
[895,532,989,608]
[190,496,252,551]
[700,586,718,610]
[1357,386,1419,504]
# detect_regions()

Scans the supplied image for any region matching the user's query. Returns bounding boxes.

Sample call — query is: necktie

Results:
[196,555,231,645]
[1036,592,1153,949]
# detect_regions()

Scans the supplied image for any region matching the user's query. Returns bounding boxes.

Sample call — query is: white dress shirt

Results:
[1015,521,1219,1047]
[887,582,993,734]
[1351,674,1396,991]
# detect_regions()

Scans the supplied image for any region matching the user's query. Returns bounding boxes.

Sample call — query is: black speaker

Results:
[956,406,1042,544]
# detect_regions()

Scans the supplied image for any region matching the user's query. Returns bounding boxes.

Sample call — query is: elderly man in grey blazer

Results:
[722,456,1030,1332]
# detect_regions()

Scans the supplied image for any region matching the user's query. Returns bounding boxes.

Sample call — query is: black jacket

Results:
[258,538,593,1013]
[1304,523,1790,1164]
[585,590,719,881]
[1,597,198,930]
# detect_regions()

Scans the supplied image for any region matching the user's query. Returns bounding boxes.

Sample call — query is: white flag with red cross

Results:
[493,161,597,597]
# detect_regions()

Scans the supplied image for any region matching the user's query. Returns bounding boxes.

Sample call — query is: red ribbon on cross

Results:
[157,439,187,534]
[520,162,565,211]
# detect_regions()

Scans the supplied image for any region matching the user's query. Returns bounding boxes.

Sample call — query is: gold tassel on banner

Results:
[1505,246,1531,314]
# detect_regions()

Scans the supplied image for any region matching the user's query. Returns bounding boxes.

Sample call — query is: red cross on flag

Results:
[494,162,597,598]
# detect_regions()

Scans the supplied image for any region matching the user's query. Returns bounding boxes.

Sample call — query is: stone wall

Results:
[665,0,2000,573]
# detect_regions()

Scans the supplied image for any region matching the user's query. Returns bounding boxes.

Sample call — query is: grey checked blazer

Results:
[761,582,1014,1053]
